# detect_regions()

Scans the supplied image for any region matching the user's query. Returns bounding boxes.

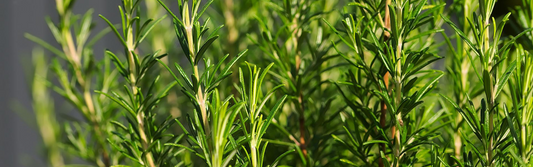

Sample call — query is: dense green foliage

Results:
[27,0,533,166]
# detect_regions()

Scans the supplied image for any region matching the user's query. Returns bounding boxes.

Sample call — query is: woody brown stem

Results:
[286,1,306,158]
[379,72,390,167]
[378,1,392,166]
[298,92,307,157]
[383,0,392,40]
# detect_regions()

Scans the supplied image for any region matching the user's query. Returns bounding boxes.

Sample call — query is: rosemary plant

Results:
[248,0,348,165]
[157,0,248,166]
[443,0,533,166]
[26,0,533,166]
[32,49,64,167]
[97,0,182,166]
[506,1,533,164]
[27,0,119,166]
[507,45,533,165]
[237,63,288,167]
[326,0,446,166]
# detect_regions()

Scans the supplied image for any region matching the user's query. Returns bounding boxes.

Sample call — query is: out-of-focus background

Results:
[0,0,123,166]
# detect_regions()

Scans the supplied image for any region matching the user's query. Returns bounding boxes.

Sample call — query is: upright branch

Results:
[480,1,496,165]
[183,0,209,134]
[391,1,404,164]
[28,0,120,164]
[125,2,154,166]
[157,0,249,166]
[99,0,174,166]
[52,0,111,165]
[442,0,533,165]
[240,63,287,167]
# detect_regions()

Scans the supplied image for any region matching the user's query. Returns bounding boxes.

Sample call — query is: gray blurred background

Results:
[0,0,123,166]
